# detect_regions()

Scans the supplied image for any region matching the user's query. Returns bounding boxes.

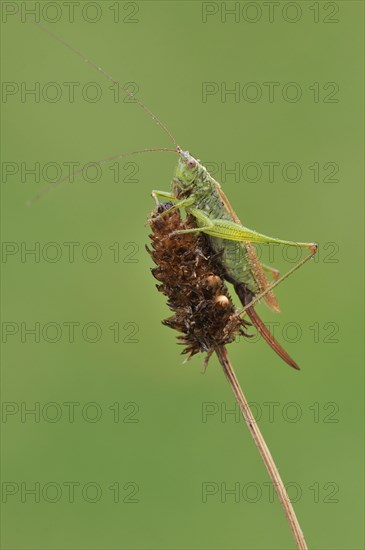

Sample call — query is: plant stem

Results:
[215,345,308,550]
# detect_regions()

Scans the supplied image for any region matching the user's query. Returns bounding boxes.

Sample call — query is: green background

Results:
[1,1,364,549]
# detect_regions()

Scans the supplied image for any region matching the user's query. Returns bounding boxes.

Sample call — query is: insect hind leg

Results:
[262,263,280,281]
[239,244,318,317]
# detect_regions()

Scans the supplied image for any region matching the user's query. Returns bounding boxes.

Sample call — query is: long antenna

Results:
[32,22,179,148]
[27,147,177,205]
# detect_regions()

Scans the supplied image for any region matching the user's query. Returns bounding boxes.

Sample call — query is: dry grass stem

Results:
[215,346,308,550]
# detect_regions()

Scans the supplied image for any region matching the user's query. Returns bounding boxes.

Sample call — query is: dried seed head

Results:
[147,203,251,362]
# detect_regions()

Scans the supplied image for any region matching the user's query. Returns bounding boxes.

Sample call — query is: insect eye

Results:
[187,159,196,169]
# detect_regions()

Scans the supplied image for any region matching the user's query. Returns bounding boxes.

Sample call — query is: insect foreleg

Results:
[151,192,197,222]
[151,189,177,205]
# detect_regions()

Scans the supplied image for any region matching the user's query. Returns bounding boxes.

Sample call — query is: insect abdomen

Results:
[194,187,259,293]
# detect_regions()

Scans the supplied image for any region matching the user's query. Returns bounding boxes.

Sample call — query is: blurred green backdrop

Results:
[1,1,364,549]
